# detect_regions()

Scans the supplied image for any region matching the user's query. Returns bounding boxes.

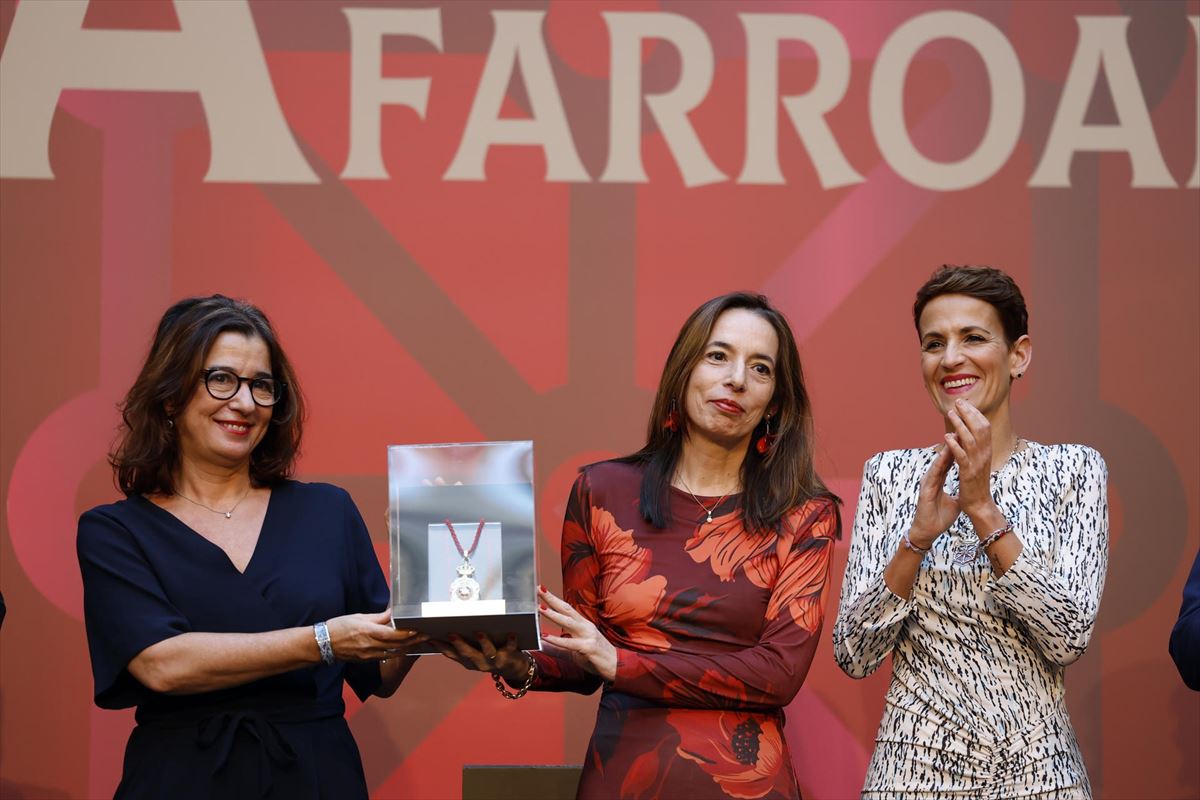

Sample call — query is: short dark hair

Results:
[110,295,305,496]
[913,265,1029,343]
[619,292,838,534]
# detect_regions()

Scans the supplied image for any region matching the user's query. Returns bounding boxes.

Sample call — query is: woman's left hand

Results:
[433,631,530,687]
[538,587,618,683]
[944,399,997,516]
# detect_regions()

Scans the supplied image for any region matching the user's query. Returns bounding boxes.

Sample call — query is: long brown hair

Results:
[619,292,838,533]
[110,295,305,496]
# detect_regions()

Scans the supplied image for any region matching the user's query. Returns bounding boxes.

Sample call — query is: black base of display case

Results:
[394,609,540,655]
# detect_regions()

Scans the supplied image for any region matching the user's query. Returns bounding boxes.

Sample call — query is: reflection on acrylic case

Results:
[388,441,539,654]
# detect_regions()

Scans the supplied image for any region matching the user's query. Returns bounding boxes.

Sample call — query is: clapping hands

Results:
[943,399,996,515]
[912,399,1005,549]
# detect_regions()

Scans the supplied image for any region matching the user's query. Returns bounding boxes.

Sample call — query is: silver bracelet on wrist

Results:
[902,530,931,554]
[313,621,335,666]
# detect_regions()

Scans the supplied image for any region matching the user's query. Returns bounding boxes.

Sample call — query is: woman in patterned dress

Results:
[833,266,1109,799]
[441,292,841,799]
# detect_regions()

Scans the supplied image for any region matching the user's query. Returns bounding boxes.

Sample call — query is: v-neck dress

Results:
[529,460,840,799]
[77,480,389,800]
[832,443,1108,799]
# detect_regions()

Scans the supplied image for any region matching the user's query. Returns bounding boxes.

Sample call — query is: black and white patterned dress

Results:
[833,442,1108,799]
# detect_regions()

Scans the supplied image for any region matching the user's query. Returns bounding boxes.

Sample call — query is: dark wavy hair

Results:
[110,295,305,496]
[618,292,839,534]
[913,265,1029,344]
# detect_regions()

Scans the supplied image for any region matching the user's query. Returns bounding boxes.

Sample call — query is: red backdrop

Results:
[1,1,1197,798]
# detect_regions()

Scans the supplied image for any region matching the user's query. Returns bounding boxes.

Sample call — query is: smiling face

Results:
[176,331,274,473]
[918,294,1031,422]
[682,308,779,450]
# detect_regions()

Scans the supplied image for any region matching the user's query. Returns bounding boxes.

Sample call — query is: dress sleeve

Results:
[77,506,193,709]
[530,471,605,694]
[607,499,840,710]
[987,446,1108,666]
[1169,547,1200,691]
[832,454,915,679]
[338,488,388,701]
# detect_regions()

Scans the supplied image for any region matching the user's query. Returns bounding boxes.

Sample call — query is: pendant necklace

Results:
[950,437,1022,566]
[677,477,735,524]
[445,518,485,602]
[174,483,252,520]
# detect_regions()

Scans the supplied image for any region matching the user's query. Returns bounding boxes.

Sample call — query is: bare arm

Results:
[128,610,425,695]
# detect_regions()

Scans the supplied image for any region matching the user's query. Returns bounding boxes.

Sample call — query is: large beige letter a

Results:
[0,0,317,182]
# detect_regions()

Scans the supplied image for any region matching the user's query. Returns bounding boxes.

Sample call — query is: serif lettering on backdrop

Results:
[1,2,1197,189]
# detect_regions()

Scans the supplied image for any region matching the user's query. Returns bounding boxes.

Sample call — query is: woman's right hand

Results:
[326,610,427,662]
[433,633,530,686]
[909,446,960,549]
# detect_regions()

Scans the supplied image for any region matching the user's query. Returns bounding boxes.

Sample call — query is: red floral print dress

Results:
[530,461,840,800]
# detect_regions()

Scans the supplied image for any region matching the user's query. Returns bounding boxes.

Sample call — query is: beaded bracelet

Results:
[979,523,1013,552]
[901,530,931,554]
[493,656,537,700]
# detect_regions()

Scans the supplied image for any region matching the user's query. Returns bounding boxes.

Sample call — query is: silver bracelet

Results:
[902,530,931,554]
[313,621,335,666]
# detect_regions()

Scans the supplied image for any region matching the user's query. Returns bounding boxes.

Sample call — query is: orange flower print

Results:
[585,506,671,650]
[606,574,671,650]
[562,517,601,612]
[668,711,795,799]
[685,513,775,583]
[764,538,830,629]
[590,507,651,594]
[661,669,749,708]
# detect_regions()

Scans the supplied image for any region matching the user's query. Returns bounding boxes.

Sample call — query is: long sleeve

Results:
[530,471,606,694]
[987,446,1109,666]
[609,499,839,710]
[1169,547,1200,691]
[832,453,914,679]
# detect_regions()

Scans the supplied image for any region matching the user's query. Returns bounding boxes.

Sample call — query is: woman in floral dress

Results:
[442,292,840,799]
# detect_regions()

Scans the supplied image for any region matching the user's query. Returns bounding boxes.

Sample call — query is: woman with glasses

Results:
[77,295,423,800]
[438,292,840,799]
[833,266,1108,798]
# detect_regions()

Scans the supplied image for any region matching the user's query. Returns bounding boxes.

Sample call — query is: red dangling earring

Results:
[664,400,680,432]
[756,415,776,455]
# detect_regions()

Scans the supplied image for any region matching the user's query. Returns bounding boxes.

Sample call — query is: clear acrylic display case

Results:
[388,440,540,654]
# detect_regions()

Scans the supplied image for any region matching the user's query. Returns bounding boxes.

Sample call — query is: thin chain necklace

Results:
[677,476,737,524]
[991,435,1023,476]
[174,483,253,520]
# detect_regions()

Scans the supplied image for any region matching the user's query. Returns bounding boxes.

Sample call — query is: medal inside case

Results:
[429,520,503,603]
[388,441,541,654]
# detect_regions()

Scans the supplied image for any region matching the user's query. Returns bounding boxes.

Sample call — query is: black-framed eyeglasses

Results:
[202,368,285,407]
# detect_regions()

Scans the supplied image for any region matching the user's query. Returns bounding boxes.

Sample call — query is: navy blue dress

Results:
[76,481,389,800]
